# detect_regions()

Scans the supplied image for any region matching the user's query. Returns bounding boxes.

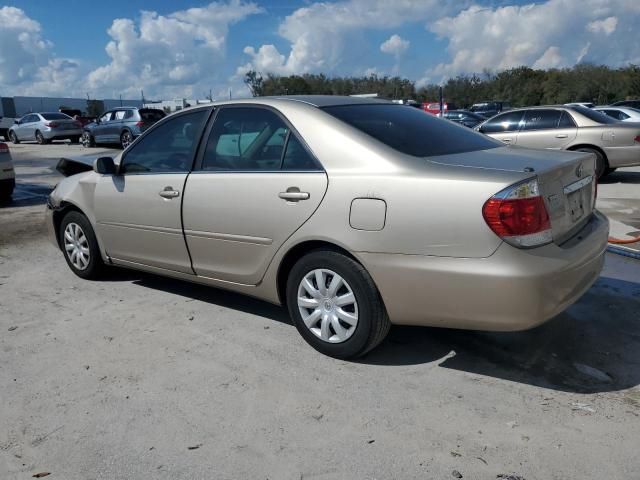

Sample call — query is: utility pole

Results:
[141,89,145,106]
[119,94,122,107]
[229,88,232,100]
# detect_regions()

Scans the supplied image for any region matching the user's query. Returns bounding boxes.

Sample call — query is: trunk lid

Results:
[430,146,596,245]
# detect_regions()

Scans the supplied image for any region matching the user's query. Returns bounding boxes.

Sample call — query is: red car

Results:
[421,102,457,115]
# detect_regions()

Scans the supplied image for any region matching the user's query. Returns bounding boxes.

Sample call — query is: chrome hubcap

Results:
[64,222,90,270]
[297,269,358,343]
[82,133,90,147]
[122,133,132,148]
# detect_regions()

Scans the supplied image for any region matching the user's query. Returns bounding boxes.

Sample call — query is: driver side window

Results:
[120,109,208,174]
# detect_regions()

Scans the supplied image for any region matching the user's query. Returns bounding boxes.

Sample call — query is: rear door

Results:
[20,114,39,140]
[478,110,524,145]
[182,106,328,285]
[109,110,127,141]
[516,109,577,149]
[93,111,114,143]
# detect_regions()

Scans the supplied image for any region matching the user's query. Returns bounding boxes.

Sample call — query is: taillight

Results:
[482,178,552,248]
[73,121,82,128]
[634,135,640,144]
[45,121,58,128]
[0,142,8,153]
[135,121,144,127]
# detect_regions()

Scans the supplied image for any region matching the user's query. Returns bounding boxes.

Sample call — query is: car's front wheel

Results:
[59,211,104,280]
[8,131,19,144]
[81,131,95,148]
[286,250,390,358]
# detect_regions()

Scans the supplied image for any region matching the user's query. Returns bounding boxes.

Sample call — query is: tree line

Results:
[244,64,640,108]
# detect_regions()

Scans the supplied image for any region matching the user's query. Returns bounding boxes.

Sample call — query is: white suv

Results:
[0,142,15,201]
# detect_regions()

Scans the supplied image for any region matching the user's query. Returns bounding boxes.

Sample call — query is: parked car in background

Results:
[59,108,95,127]
[47,96,607,358]
[475,105,640,178]
[82,107,166,149]
[594,106,640,122]
[611,99,640,110]
[8,113,82,145]
[0,142,15,201]
[421,102,457,115]
[469,101,511,118]
[439,110,486,128]
[565,102,595,109]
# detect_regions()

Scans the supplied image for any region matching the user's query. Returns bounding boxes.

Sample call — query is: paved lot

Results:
[1,142,639,479]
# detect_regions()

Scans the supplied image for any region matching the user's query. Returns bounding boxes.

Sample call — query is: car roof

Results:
[201,95,392,109]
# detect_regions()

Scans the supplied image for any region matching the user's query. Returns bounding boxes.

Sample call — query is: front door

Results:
[94,108,210,273]
[93,111,114,143]
[182,106,328,285]
[516,109,577,150]
[478,110,524,145]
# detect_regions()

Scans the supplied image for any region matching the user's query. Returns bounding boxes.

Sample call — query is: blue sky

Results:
[1,0,638,99]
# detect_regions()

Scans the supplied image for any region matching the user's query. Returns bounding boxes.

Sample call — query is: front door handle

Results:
[279,187,310,202]
[159,186,180,199]
[502,138,513,143]
[555,134,568,138]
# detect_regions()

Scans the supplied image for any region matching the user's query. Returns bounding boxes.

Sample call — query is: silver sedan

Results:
[46,96,608,358]
[9,112,83,145]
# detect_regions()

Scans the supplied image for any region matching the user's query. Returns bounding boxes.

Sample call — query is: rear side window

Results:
[114,111,126,120]
[139,109,165,121]
[323,104,499,157]
[558,111,577,128]
[478,111,524,134]
[521,110,562,131]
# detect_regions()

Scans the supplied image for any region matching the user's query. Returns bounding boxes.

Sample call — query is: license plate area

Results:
[567,189,585,222]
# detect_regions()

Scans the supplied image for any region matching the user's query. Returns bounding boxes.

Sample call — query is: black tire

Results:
[35,130,48,145]
[81,131,95,148]
[70,136,80,144]
[286,250,390,359]
[575,147,607,179]
[0,179,15,202]
[120,130,133,150]
[59,211,105,280]
[8,131,19,144]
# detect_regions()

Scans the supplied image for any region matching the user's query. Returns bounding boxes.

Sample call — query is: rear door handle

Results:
[502,138,513,144]
[555,134,568,138]
[279,188,310,202]
[159,187,180,199]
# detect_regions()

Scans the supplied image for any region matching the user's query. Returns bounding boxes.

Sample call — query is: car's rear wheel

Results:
[120,130,133,149]
[286,250,390,358]
[35,130,48,145]
[8,131,19,144]
[81,131,95,148]
[575,147,607,179]
[59,211,104,280]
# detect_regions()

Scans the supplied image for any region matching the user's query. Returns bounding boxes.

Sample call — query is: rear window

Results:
[323,104,500,157]
[571,106,617,124]
[139,109,165,121]
[41,113,71,120]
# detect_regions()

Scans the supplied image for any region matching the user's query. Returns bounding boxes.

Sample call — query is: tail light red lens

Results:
[45,121,59,128]
[0,142,8,153]
[482,178,552,248]
[135,121,144,127]
[634,135,640,144]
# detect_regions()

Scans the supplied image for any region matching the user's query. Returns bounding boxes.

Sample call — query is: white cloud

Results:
[380,34,410,58]
[87,0,263,98]
[586,16,618,35]
[239,0,458,76]
[0,7,83,96]
[423,0,640,83]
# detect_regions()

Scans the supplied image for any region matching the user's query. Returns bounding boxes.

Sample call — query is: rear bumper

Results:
[603,145,640,168]
[43,128,83,140]
[359,210,609,331]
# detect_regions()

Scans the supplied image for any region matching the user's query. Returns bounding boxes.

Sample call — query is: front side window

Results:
[521,110,562,131]
[120,109,208,174]
[99,112,113,123]
[479,111,525,134]
[324,104,499,157]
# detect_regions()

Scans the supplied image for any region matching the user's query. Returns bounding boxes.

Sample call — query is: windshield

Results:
[572,105,617,124]
[41,113,71,120]
[323,104,500,157]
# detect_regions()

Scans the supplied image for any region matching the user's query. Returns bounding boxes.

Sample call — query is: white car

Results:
[594,106,640,123]
[0,142,15,200]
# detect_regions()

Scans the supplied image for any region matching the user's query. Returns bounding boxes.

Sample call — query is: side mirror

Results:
[94,156,116,175]
[14,119,19,124]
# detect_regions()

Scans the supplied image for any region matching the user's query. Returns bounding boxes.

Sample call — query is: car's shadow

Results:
[600,170,640,185]
[0,182,53,208]
[106,269,640,394]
